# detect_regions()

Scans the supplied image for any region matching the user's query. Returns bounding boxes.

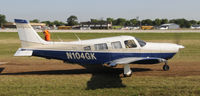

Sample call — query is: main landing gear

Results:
[163,61,170,71]
[123,64,132,77]
[122,60,170,77]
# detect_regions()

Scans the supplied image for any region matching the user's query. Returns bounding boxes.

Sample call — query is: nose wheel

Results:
[163,61,170,71]
[123,64,132,77]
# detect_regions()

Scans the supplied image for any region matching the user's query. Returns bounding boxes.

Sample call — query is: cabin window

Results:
[135,38,146,47]
[94,43,108,50]
[111,41,122,49]
[84,46,91,50]
[124,40,137,48]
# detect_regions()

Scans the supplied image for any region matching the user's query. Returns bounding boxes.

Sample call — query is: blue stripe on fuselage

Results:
[32,50,176,64]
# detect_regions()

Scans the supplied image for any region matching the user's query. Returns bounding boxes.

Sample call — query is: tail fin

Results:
[15,19,46,48]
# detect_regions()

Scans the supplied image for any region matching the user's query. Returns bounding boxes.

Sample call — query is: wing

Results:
[108,57,165,67]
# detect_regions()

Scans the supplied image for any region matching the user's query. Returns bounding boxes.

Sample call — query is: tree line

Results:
[89,18,200,28]
[1,14,200,28]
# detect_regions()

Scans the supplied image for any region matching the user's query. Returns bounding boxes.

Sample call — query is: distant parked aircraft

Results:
[14,19,184,77]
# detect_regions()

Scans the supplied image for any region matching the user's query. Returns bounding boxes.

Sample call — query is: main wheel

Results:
[163,65,170,71]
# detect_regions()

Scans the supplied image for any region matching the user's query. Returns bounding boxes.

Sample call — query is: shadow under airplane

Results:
[0,68,4,73]
[0,65,151,90]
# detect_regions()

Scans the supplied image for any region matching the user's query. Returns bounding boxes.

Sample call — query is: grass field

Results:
[0,32,200,96]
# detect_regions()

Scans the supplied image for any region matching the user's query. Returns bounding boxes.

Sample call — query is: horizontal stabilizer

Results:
[14,48,33,56]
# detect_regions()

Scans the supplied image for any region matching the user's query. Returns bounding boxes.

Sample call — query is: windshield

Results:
[135,38,146,47]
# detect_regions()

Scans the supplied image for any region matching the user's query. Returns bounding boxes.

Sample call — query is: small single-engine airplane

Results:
[14,19,184,77]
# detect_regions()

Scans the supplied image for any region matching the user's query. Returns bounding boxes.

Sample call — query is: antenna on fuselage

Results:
[74,33,81,41]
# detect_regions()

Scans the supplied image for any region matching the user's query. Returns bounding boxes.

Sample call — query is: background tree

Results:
[41,21,53,26]
[198,21,200,25]
[161,19,168,24]
[116,18,126,26]
[90,19,106,24]
[125,20,131,26]
[112,19,118,25]
[189,20,197,25]
[141,19,153,26]
[170,19,191,28]
[130,19,139,26]
[0,14,7,27]
[53,20,65,26]
[90,19,99,23]
[153,19,162,26]
[67,15,78,26]
[30,19,40,23]
[106,18,114,24]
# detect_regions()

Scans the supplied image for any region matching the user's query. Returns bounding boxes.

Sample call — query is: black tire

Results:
[123,73,132,77]
[163,65,170,71]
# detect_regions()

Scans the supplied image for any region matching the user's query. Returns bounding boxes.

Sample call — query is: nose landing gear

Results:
[163,61,170,71]
[123,64,132,77]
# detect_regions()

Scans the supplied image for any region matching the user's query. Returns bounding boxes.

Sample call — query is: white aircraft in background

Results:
[14,19,184,77]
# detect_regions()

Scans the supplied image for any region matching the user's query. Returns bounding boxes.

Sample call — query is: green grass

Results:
[0,75,199,96]
[0,32,200,96]
[111,26,123,29]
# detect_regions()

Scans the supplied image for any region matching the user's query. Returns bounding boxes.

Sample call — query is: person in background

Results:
[43,29,51,41]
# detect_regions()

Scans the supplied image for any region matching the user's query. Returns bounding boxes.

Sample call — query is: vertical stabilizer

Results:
[15,19,46,47]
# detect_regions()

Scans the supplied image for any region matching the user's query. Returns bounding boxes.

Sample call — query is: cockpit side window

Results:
[124,40,137,48]
[94,43,108,50]
[111,41,122,49]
